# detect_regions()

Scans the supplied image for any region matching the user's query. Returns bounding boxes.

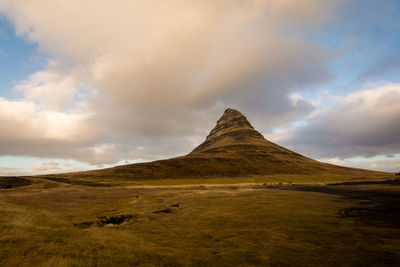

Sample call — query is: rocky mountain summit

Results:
[190,108,306,161]
[201,108,260,140]
[191,108,264,154]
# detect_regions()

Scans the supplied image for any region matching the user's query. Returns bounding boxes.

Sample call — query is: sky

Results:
[0,0,400,175]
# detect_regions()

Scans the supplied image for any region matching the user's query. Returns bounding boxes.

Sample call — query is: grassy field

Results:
[34,172,391,187]
[0,174,400,266]
[130,173,389,186]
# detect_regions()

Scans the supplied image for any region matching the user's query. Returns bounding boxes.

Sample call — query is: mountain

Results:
[191,108,306,158]
[56,108,382,180]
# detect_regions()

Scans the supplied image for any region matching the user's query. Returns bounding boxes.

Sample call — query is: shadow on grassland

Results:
[0,176,32,189]
[266,179,400,229]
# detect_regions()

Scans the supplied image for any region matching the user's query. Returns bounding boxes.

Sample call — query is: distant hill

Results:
[50,108,385,181]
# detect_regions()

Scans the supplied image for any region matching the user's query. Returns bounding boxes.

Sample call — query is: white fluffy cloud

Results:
[14,66,81,111]
[0,97,94,156]
[0,0,342,167]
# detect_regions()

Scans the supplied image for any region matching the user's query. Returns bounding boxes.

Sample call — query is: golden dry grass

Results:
[1,175,400,266]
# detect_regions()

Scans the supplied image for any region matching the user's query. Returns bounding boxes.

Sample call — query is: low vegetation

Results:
[1,175,400,266]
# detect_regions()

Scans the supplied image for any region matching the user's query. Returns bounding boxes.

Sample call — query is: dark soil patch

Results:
[153,208,172,214]
[0,176,32,189]
[74,214,135,228]
[97,214,135,225]
[73,221,94,229]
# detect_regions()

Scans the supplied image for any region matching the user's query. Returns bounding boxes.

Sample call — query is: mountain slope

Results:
[54,108,385,181]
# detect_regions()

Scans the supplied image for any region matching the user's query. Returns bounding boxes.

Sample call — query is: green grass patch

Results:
[39,176,114,187]
[132,173,392,186]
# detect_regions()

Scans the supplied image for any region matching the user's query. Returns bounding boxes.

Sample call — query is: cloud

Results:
[0,166,23,176]
[278,83,400,160]
[32,161,59,171]
[358,51,400,81]
[0,96,93,141]
[0,0,342,166]
[0,95,110,164]
[320,156,400,173]
[14,68,78,111]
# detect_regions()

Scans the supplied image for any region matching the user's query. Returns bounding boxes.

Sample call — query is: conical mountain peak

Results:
[191,108,265,154]
[207,108,255,139]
